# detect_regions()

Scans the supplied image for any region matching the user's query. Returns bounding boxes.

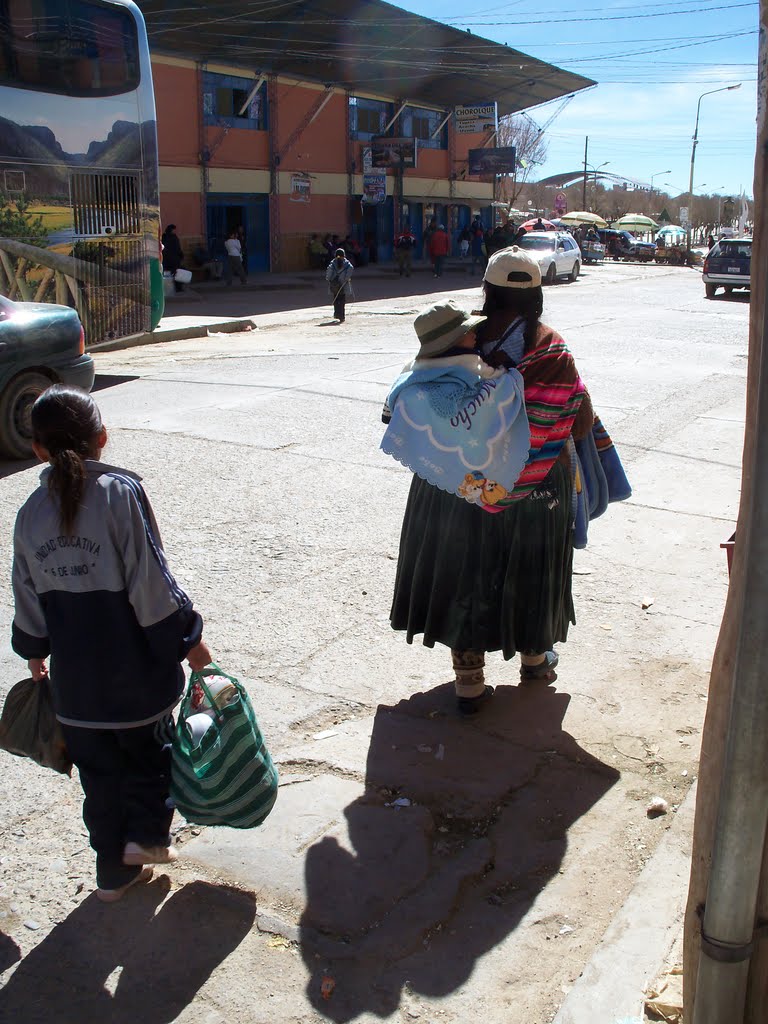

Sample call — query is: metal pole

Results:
[692,295,768,1022]
[582,135,588,210]
[686,85,742,261]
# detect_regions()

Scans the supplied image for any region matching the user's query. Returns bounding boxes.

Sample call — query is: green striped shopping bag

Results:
[170,665,278,828]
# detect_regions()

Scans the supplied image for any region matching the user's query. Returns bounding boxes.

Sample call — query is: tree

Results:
[495,114,548,208]
[0,191,48,246]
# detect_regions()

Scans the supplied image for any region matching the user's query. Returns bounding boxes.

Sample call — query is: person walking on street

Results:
[224,231,247,285]
[395,225,417,277]
[326,248,354,322]
[388,246,599,715]
[10,384,212,902]
[429,223,450,277]
[161,224,185,292]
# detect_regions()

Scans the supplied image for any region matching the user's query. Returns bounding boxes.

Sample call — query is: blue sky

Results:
[399,0,758,199]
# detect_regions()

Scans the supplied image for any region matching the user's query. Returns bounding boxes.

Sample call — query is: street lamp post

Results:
[650,169,671,193]
[686,83,741,257]
[582,160,609,210]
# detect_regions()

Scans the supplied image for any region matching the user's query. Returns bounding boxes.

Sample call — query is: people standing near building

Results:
[326,247,354,322]
[423,218,437,264]
[11,384,212,901]
[237,225,248,274]
[395,225,417,277]
[470,219,487,276]
[224,231,247,285]
[389,246,597,715]
[161,224,185,293]
[458,227,471,259]
[429,223,450,278]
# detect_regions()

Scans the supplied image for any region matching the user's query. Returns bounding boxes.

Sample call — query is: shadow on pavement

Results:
[92,373,141,392]
[0,878,256,1024]
[299,681,619,1022]
[0,455,37,480]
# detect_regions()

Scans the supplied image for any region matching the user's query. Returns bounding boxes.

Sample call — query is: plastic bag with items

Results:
[0,678,72,775]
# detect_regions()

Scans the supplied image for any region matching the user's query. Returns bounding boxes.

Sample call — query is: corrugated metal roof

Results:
[137,0,594,116]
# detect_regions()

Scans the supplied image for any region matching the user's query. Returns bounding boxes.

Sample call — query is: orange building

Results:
[139,0,592,272]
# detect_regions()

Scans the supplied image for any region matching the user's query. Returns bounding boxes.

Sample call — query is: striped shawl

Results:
[483,324,586,509]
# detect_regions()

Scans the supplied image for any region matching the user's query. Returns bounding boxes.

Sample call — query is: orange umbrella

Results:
[520,218,557,231]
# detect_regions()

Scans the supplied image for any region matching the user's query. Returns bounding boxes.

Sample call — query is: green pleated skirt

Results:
[390,461,575,659]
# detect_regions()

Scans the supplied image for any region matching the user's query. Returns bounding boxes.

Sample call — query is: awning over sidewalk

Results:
[137,0,594,115]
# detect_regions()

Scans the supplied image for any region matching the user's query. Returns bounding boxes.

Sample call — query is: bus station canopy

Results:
[137,0,594,116]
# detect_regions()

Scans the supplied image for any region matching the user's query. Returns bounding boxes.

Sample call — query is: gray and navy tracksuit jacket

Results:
[11,461,202,729]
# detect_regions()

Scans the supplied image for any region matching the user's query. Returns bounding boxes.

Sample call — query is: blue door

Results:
[206,194,269,272]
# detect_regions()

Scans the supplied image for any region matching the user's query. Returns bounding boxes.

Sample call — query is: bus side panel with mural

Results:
[0,0,163,347]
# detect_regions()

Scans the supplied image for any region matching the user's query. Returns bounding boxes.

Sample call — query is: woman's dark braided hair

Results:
[479,281,544,353]
[31,385,103,535]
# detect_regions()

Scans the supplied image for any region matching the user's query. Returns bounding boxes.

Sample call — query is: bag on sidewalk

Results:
[0,678,71,775]
[170,664,278,828]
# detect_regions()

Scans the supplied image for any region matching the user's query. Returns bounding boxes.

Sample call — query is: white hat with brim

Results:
[414,300,487,359]
[484,245,542,289]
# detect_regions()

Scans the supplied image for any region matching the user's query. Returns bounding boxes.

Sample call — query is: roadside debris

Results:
[645,965,683,1022]
[312,730,339,741]
[320,976,336,1000]
[647,796,669,818]
[642,597,655,610]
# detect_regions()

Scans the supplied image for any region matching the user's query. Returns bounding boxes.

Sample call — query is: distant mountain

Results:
[0,117,144,168]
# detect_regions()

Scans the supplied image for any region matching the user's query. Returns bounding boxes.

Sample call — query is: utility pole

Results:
[684,9,768,1020]
[582,136,588,210]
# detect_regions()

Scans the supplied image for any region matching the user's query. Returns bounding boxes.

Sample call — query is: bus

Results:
[0,0,163,346]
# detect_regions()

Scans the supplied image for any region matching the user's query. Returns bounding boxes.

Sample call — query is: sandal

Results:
[519,651,559,683]
[457,685,495,717]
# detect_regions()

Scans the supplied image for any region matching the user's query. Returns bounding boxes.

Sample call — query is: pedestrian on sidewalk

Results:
[470,219,487,276]
[429,223,450,277]
[389,246,596,715]
[395,225,417,277]
[326,248,354,322]
[161,224,185,292]
[10,385,212,902]
[224,231,247,285]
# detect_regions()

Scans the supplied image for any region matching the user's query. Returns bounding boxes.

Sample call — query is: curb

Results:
[553,781,696,1024]
[87,317,257,354]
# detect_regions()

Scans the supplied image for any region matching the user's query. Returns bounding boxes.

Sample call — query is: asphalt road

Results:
[0,262,749,1024]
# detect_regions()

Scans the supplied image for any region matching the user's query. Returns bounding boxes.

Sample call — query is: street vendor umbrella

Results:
[559,211,607,227]
[521,218,557,230]
[615,213,659,232]
[656,224,686,240]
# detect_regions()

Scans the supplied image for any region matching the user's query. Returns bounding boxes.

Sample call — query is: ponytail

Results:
[31,385,103,536]
[49,449,87,535]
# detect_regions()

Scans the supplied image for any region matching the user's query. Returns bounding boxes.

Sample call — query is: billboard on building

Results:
[468,147,517,175]
[455,103,498,134]
[362,173,387,204]
[370,137,418,168]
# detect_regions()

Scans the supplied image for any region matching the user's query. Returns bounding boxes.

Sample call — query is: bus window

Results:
[0,0,140,96]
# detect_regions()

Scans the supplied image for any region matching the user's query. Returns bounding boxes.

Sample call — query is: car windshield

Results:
[518,236,556,252]
[717,241,752,258]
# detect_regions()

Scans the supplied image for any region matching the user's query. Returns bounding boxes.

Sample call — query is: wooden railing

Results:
[0,237,147,346]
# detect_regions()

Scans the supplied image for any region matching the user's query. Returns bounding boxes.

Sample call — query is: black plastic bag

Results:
[0,679,71,775]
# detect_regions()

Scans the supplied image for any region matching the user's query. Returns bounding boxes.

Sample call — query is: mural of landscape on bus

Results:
[0,98,161,342]
[0,111,159,252]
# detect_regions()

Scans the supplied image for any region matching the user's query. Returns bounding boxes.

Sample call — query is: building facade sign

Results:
[290,173,311,202]
[455,102,498,134]
[362,172,387,204]
[468,146,516,175]
[370,137,418,168]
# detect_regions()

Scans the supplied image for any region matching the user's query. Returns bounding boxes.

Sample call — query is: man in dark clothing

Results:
[161,224,184,292]
[395,226,417,277]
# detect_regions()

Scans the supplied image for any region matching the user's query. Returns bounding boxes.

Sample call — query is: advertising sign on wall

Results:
[290,173,311,202]
[362,173,387,204]
[455,102,498,134]
[468,146,517,175]
[370,137,418,168]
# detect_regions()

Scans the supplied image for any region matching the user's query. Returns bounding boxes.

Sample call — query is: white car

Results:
[516,231,581,284]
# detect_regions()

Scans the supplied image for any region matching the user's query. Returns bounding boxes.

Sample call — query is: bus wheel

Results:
[0,371,52,460]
